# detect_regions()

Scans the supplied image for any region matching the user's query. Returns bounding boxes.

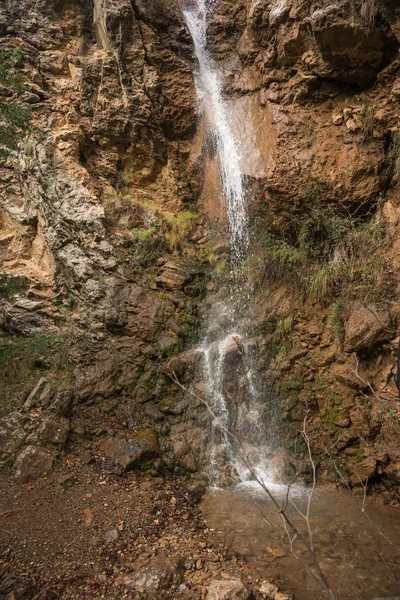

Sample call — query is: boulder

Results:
[349,455,377,484]
[383,461,400,484]
[37,415,69,445]
[13,445,54,483]
[125,555,184,593]
[344,305,391,352]
[100,428,162,472]
[207,579,252,600]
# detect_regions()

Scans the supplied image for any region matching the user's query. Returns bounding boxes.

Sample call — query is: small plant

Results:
[164,211,198,251]
[329,298,346,342]
[0,331,73,415]
[0,50,31,193]
[0,273,28,299]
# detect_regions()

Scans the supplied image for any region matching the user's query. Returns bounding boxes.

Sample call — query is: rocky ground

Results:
[0,450,292,600]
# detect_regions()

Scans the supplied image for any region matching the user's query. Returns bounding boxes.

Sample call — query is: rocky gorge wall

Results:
[1,0,400,499]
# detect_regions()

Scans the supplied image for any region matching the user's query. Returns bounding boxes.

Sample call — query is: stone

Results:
[103,528,119,543]
[13,445,54,484]
[37,415,69,445]
[383,461,400,484]
[1,302,56,336]
[125,555,184,593]
[346,118,360,132]
[57,474,75,488]
[58,244,94,280]
[173,440,198,472]
[207,579,251,600]
[156,261,201,291]
[100,428,162,471]
[83,507,95,526]
[349,456,377,484]
[332,113,343,125]
[345,305,391,352]
[260,580,279,598]
[0,413,26,459]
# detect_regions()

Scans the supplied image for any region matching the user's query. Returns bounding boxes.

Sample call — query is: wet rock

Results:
[207,578,251,600]
[0,413,26,460]
[344,305,391,352]
[125,555,184,593]
[37,415,69,445]
[100,428,162,472]
[13,445,54,483]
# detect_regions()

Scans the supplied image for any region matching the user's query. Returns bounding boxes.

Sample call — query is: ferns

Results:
[250,194,394,309]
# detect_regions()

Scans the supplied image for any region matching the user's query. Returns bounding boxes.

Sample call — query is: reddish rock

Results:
[344,305,391,352]
[349,455,377,484]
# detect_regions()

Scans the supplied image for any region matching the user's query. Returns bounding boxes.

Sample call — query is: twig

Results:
[351,353,398,404]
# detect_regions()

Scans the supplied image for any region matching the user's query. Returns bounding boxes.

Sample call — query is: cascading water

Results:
[183,0,281,487]
[183,0,248,267]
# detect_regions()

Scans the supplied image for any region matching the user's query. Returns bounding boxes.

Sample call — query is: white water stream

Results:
[183,0,281,488]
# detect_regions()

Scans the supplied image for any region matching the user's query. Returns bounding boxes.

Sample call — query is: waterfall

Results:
[183,0,248,266]
[183,0,280,487]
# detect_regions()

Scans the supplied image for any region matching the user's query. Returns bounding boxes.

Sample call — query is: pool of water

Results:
[201,485,400,599]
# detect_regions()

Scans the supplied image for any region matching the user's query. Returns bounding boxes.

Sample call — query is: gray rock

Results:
[0,412,26,459]
[14,445,54,483]
[37,415,69,445]
[103,528,119,543]
[125,555,184,592]
[207,578,252,600]
[58,244,94,280]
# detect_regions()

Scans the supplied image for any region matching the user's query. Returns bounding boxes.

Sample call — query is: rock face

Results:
[100,429,162,472]
[1,0,400,498]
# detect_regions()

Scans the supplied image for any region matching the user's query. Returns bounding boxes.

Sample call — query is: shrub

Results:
[0,50,31,177]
